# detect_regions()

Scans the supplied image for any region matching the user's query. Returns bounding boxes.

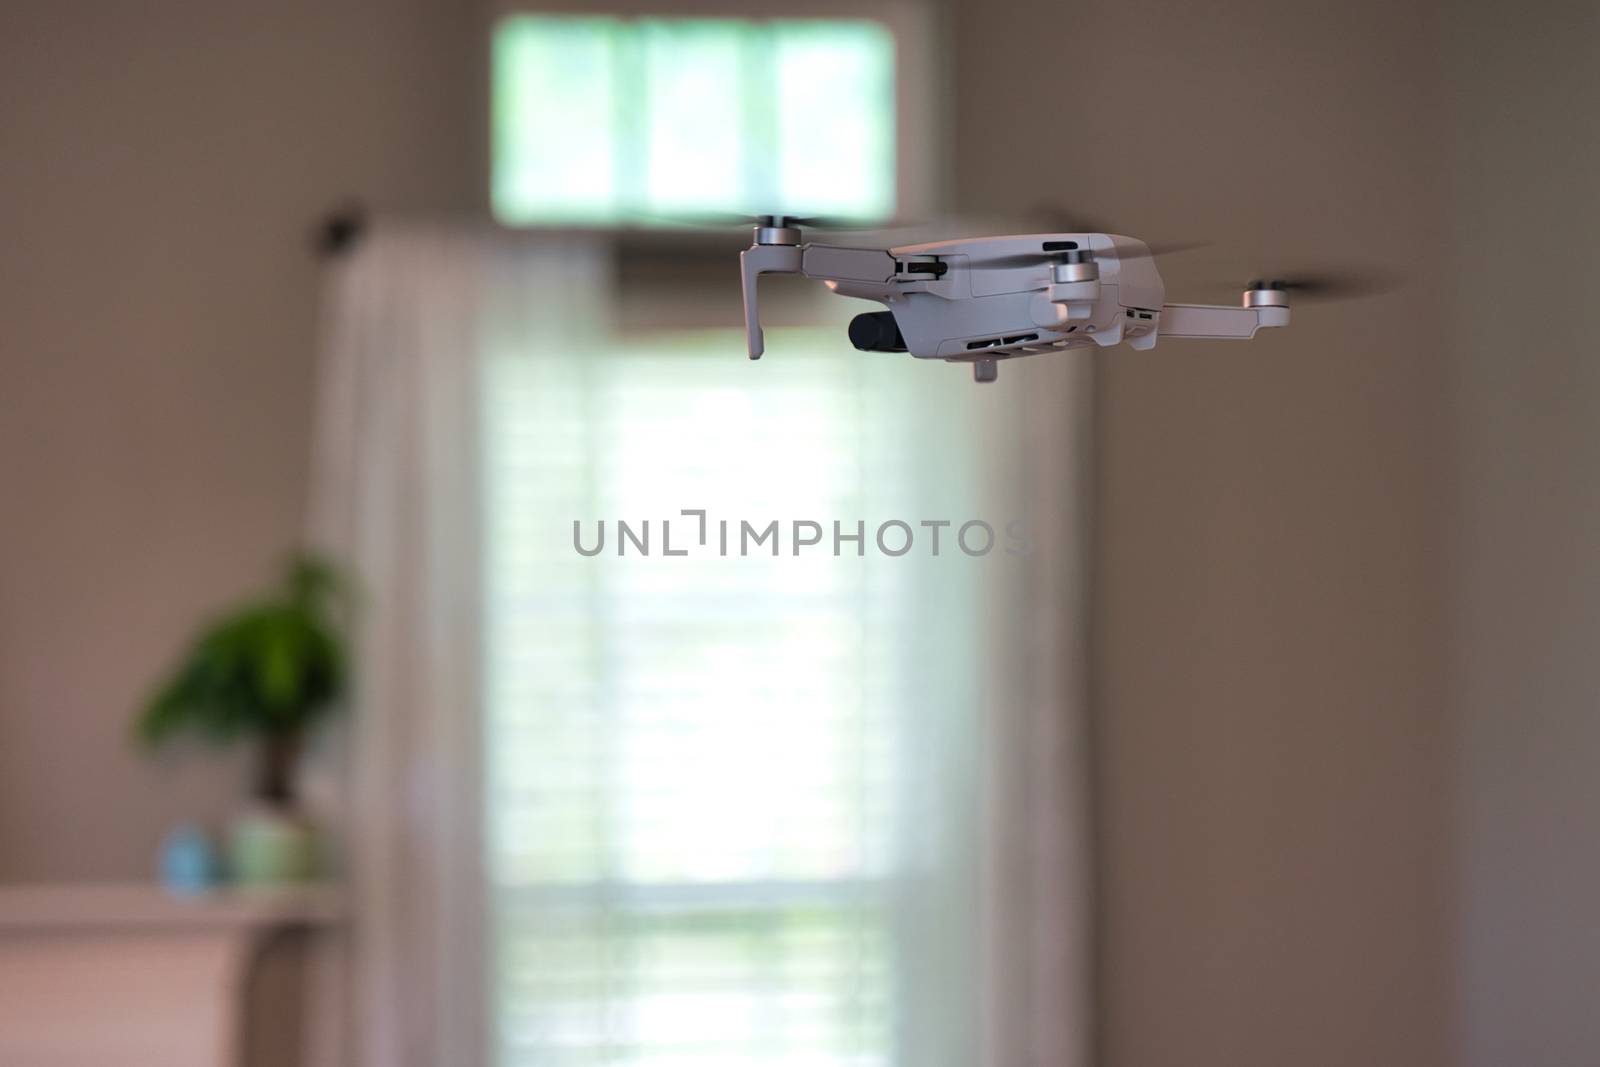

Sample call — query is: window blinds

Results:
[484,328,987,1067]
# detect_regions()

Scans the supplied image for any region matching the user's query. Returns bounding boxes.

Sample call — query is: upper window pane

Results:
[492,15,896,226]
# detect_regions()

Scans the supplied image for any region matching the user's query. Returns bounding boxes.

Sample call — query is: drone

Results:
[738,214,1358,383]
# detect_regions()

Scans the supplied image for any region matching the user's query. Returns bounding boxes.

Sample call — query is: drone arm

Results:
[741,242,899,358]
[740,244,803,359]
[1159,302,1291,339]
[801,245,898,283]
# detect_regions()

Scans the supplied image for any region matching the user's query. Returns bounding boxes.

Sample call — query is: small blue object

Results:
[160,824,220,895]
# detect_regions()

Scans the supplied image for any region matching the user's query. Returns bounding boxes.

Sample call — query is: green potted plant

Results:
[136,553,348,885]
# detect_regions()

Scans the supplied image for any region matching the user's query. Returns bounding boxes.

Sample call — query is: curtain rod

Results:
[314,202,367,259]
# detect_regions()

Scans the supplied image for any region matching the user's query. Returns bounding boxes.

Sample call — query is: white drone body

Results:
[740,222,1292,382]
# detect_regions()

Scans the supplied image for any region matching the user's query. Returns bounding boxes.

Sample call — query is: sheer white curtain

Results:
[978,359,1095,1067]
[308,227,608,1067]
[308,227,1091,1067]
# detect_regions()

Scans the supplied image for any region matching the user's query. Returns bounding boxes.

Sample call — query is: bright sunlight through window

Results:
[484,328,984,1067]
[491,16,897,225]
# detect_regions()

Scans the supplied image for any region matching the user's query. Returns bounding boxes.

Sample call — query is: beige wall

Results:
[0,1,480,880]
[1448,2,1600,1063]
[7,1,1600,1065]
[953,1,1453,1064]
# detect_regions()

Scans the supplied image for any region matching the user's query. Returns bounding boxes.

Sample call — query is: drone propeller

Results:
[1240,271,1398,302]
[1022,204,1118,234]
[970,237,1210,270]
[1128,237,1212,257]
[1019,204,1210,252]
[635,210,920,232]
[974,249,1096,271]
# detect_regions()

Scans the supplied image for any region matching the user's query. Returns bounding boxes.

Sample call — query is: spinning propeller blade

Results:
[633,210,922,232]
[1241,271,1399,302]
[969,237,1210,270]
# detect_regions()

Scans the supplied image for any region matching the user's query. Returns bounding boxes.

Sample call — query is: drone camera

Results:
[848,311,908,352]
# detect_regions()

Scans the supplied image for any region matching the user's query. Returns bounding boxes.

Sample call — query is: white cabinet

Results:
[0,884,345,1067]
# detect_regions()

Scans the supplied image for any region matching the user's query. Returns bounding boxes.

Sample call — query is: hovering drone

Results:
[739,215,1336,382]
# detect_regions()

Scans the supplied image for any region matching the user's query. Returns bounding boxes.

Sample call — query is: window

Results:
[491,15,899,225]
[484,327,987,1066]
[483,10,977,1064]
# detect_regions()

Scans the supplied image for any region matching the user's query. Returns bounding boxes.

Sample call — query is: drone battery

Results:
[848,311,907,352]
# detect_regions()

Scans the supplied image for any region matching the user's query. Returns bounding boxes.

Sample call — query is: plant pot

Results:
[228,803,319,886]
